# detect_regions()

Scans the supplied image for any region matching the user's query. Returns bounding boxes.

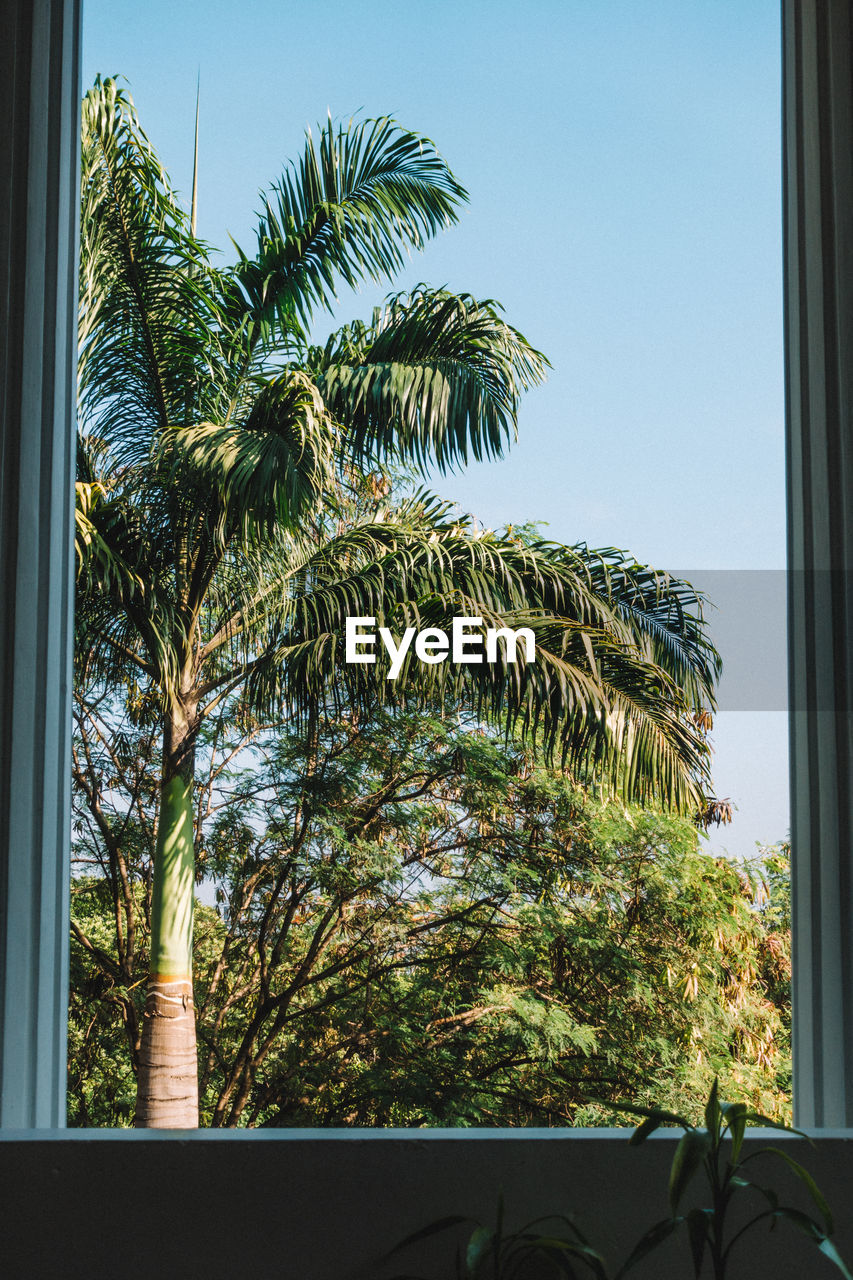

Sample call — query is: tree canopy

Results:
[74,76,734,1126]
[69,693,790,1128]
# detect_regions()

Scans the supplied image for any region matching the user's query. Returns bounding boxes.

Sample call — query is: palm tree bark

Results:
[135,704,199,1127]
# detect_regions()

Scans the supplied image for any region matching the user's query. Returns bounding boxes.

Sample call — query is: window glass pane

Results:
[74,0,787,1129]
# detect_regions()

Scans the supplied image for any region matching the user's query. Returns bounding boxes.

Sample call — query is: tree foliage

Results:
[72,77,756,1128]
[69,692,790,1128]
[76,76,721,822]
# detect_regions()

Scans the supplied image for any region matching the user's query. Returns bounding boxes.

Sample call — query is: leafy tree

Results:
[69,696,789,1128]
[76,78,721,1126]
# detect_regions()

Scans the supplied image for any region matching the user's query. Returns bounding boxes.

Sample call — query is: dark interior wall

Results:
[2,1132,853,1280]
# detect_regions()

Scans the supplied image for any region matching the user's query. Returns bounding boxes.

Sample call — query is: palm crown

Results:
[75,77,720,1126]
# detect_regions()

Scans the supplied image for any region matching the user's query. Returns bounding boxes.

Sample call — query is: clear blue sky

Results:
[82,0,789,856]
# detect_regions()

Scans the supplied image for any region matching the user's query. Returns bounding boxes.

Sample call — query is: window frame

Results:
[1,0,851,1137]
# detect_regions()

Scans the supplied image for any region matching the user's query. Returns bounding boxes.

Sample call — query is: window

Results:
[1,0,849,1138]
[5,3,853,1277]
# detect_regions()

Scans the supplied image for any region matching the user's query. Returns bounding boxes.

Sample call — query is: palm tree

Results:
[76,78,720,1127]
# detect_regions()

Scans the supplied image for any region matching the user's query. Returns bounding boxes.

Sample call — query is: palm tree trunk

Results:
[135,706,199,1127]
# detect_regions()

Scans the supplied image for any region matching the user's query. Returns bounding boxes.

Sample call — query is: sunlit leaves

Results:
[69,699,792,1129]
[226,508,716,812]
[229,115,467,337]
[77,75,720,825]
[79,77,221,462]
[156,371,336,537]
[311,289,548,471]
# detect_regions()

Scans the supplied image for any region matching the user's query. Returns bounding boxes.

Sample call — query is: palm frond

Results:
[75,477,128,579]
[75,445,187,698]
[534,544,721,713]
[224,115,467,342]
[156,370,336,539]
[75,80,719,816]
[580,550,721,711]
[310,288,548,470]
[79,76,221,463]
[204,509,716,811]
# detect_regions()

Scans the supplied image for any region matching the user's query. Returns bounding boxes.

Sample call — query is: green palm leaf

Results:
[157,370,336,537]
[226,114,467,339]
[311,288,548,470]
[79,77,221,464]
[200,505,714,811]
